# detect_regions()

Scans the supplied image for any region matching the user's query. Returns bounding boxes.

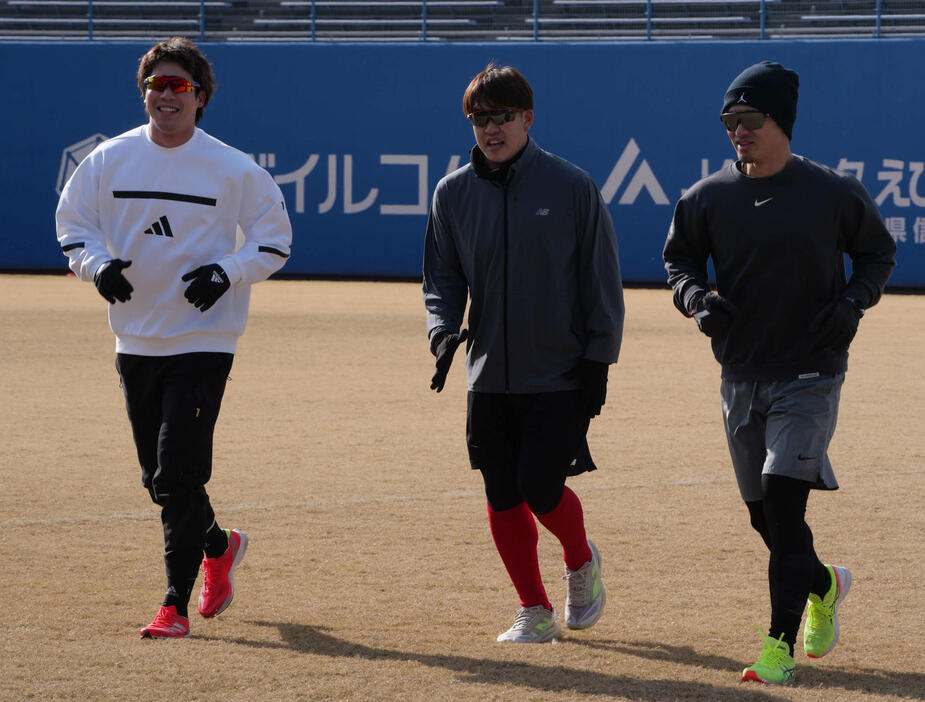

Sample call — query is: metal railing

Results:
[2,0,924,41]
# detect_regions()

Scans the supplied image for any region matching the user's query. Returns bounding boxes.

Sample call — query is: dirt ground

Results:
[0,274,922,702]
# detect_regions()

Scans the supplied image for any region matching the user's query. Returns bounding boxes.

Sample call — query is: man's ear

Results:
[522,109,535,132]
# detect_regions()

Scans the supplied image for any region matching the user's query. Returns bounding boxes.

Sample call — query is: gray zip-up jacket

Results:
[423,138,624,394]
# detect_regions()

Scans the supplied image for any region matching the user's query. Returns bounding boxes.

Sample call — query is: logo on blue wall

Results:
[56,134,108,195]
[601,139,670,205]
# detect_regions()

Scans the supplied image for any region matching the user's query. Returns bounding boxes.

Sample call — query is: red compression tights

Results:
[534,486,593,571]
[487,502,550,610]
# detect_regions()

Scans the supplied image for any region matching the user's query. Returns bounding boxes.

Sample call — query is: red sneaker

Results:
[140,605,190,638]
[198,528,248,618]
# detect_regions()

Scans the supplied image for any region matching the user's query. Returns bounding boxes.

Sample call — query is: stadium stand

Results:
[1,0,923,41]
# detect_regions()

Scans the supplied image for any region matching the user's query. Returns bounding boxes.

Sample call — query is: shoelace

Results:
[807,599,833,628]
[151,608,176,627]
[513,606,546,629]
[756,627,791,664]
[564,563,590,604]
[201,554,225,589]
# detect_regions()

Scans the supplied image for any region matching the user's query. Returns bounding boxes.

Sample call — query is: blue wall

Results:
[2,40,923,286]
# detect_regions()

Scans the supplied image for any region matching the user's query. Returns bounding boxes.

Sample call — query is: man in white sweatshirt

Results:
[56,37,293,638]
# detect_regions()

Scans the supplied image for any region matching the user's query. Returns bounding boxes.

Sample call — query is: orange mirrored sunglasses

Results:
[144,75,201,94]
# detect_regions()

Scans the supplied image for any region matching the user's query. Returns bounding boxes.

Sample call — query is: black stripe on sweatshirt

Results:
[112,191,217,206]
[258,246,290,258]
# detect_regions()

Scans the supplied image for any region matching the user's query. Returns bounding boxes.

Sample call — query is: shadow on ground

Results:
[572,638,925,700]
[202,621,793,701]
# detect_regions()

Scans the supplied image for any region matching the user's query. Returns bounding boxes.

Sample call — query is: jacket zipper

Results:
[502,180,510,392]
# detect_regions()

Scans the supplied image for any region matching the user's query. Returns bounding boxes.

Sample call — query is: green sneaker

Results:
[804,564,852,658]
[741,631,795,685]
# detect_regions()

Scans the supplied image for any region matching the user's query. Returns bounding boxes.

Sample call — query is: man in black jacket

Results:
[664,60,895,684]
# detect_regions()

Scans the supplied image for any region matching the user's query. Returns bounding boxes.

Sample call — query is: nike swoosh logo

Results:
[754,197,774,207]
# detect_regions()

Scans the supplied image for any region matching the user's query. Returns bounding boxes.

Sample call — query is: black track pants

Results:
[116,352,233,582]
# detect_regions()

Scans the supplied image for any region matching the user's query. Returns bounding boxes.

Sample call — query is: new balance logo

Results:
[144,215,174,237]
[536,208,550,216]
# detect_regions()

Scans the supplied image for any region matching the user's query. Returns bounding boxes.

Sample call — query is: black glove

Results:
[690,291,739,338]
[430,329,468,392]
[810,297,863,351]
[578,359,609,418]
[182,264,230,312]
[93,259,133,304]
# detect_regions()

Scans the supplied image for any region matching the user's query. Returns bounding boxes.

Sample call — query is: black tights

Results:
[745,474,832,653]
[480,464,566,514]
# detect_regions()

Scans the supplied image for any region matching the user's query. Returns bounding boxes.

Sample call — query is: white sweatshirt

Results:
[56,125,293,355]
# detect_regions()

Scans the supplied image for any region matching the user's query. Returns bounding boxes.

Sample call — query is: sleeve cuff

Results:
[217,256,243,286]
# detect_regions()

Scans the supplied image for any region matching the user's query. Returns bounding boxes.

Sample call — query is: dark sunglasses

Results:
[466,108,524,128]
[144,74,201,94]
[720,111,769,131]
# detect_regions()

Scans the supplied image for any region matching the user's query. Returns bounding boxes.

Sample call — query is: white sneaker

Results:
[564,539,606,630]
[496,605,562,643]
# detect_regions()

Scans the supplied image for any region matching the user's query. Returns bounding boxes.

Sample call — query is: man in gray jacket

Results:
[423,63,624,643]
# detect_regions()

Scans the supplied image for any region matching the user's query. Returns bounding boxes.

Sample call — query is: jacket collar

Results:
[470,137,538,184]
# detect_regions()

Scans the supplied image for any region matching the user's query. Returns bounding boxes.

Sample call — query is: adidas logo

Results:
[144,215,173,237]
[210,271,224,284]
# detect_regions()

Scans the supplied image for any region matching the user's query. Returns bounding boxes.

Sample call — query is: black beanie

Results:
[722,61,799,140]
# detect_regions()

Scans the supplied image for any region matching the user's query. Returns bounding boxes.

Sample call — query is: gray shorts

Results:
[721,373,845,502]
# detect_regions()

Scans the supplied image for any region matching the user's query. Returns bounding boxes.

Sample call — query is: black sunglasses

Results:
[720,111,769,132]
[466,108,524,128]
